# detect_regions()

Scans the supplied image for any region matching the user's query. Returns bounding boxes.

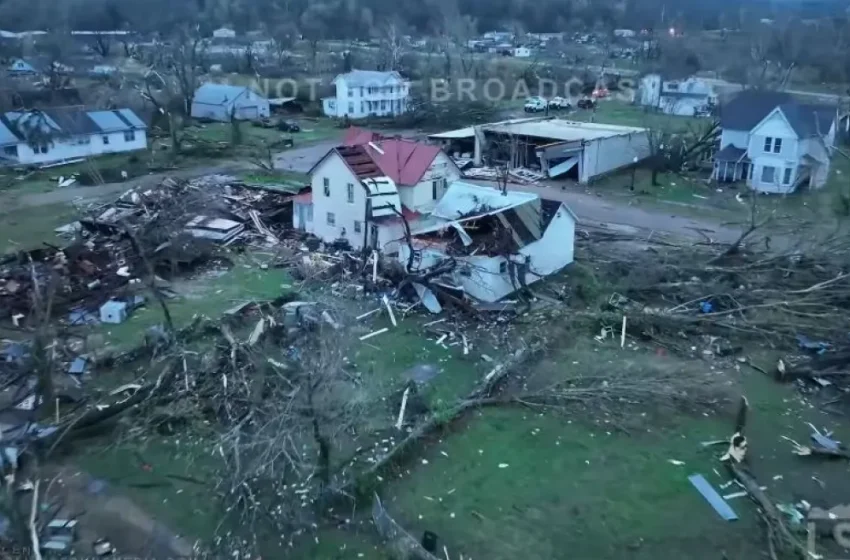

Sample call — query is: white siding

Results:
[400,152,462,212]
[396,204,576,303]
[748,110,798,160]
[12,129,147,165]
[720,129,749,149]
[310,154,369,248]
[581,132,650,183]
[325,76,410,119]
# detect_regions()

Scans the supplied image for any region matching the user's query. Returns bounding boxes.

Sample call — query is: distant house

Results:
[0,108,148,166]
[714,90,837,193]
[7,59,37,76]
[513,47,532,58]
[614,29,637,38]
[322,70,410,120]
[190,83,270,122]
[213,27,236,39]
[637,74,717,117]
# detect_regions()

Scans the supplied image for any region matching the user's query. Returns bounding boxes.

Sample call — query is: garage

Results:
[430,117,651,184]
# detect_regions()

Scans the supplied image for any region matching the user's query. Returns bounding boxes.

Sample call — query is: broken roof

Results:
[193,83,260,105]
[776,103,835,138]
[317,131,445,187]
[0,108,145,143]
[432,181,538,221]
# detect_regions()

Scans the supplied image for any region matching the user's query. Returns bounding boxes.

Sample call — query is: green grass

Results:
[353,314,495,409]
[76,433,224,543]
[96,252,291,351]
[373,346,850,560]
[0,202,78,253]
[573,99,702,131]
[191,118,340,150]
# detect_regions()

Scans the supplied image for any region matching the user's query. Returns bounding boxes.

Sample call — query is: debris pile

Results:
[1,174,308,330]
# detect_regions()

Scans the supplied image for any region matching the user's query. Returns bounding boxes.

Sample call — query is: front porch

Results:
[712,145,751,184]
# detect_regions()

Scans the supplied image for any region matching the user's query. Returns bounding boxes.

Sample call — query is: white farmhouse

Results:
[191,83,270,122]
[638,74,717,117]
[294,127,461,249]
[714,90,837,193]
[322,70,410,120]
[512,47,532,58]
[0,108,147,167]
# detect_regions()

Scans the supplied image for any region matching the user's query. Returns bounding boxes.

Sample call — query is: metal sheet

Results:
[688,474,738,521]
[549,157,579,178]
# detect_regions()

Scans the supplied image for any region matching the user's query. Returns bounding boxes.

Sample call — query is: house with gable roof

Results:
[322,70,410,119]
[714,90,837,193]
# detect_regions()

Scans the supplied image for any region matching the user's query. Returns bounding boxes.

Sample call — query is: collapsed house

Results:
[428,117,651,183]
[392,182,577,303]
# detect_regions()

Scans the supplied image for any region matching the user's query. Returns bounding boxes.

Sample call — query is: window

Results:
[354,220,362,233]
[348,103,354,114]
[764,137,782,153]
[348,89,353,97]
[326,212,335,226]
[761,165,776,183]
[323,177,330,196]
[103,135,110,145]
[124,130,135,142]
[432,180,438,200]
[360,87,364,96]
[39,145,48,154]
[380,100,386,110]
[783,167,793,185]
[3,145,17,157]
[346,183,354,203]
[306,205,313,222]
[499,261,508,274]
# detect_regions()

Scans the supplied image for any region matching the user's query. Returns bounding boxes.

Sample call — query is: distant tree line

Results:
[0,0,843,38]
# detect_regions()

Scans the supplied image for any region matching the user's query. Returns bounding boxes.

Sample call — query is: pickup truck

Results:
[548,97,572,110]
[524,96,547,113]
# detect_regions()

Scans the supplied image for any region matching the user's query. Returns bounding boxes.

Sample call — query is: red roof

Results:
[343,126,385,146]
[338,128,444,186]
[337,145,382,179]
[292,192,312,204]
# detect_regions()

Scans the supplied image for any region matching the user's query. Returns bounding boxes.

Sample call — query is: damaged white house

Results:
[428,117,650,183]
[395,182,577,303]
[295,127,576,303]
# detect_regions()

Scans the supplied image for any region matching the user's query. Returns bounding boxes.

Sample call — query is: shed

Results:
[7,59,37,75]
[190,83,270,122]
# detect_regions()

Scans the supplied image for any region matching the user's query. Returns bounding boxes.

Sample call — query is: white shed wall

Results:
[581,132,650,183]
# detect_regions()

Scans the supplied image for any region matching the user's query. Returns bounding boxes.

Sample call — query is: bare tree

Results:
[376,17,406,72]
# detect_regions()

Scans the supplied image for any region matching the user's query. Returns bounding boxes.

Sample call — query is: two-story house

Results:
[322,70,410,120]
[293,127,461,249]
[714,90,837,193]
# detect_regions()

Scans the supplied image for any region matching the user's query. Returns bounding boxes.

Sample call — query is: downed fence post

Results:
[396,387,410,430]
[360,328,389,341]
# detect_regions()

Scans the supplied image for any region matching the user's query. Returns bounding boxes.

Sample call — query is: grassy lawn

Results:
[75,433,224,544]
[93,252,291,351]
[0,201,78,253]
[373,341,850,560]
[572,99,703,131]
[191,118,340,150]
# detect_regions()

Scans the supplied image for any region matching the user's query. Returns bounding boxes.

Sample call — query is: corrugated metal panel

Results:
[87,111,126,132]
[549,157,579,178]
[117,109,146,129]
[0,118,18,145]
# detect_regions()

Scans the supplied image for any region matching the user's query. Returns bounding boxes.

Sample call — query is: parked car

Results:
[577,98,596,110]
[278,120,300,132]
[548,97,572,110]
[524,96,547,113]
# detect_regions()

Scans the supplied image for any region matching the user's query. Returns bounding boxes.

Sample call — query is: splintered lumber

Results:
[360,328,388,341]
[372,250,378,283]
[383,295,397,327]
[357,308,381,320]
[396,387,410,430]
[620,316,627,348]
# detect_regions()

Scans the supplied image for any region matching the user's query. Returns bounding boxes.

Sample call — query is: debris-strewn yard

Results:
[3,160,850,560]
